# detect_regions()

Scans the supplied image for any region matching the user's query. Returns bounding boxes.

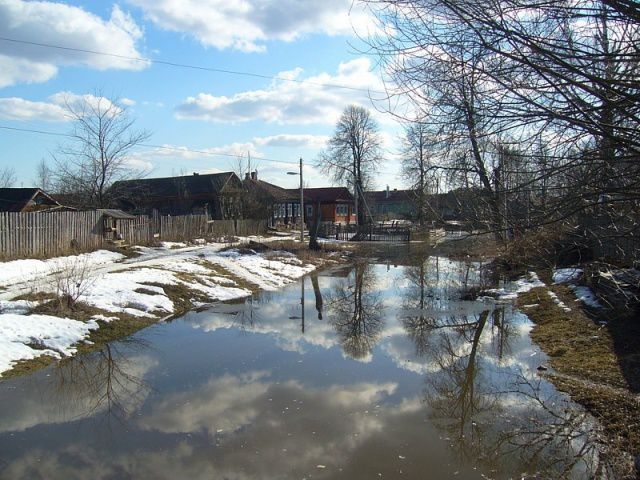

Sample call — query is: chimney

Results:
[193,172,199,176]
[386,185,390,198]
[245,172,251,181]
[251,170,258,181]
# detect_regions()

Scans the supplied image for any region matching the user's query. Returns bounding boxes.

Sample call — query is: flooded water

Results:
[0,255,605,479]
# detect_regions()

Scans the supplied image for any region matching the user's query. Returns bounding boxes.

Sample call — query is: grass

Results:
[517,284,640,477]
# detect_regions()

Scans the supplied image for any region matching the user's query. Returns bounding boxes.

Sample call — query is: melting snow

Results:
[570,286,603,308]
[552,267,583,284]
[0,241,316,376]
[0,314,100,375]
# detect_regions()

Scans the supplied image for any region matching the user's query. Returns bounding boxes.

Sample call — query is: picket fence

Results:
[0,211,267,260]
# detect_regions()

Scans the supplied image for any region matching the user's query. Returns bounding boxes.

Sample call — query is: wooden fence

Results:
[0,210,104,259]
[159,215,208,242]
[208,219,268,239]
[0,211,269,260]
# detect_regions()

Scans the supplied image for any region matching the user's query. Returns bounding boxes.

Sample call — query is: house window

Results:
[306,204,313,217]
[336,204,347,216]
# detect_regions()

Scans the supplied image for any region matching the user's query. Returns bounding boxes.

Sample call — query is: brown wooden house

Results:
[286,187,356,226]
[0,188,67,213]
[111,172,243,219]
[242,172,301,228]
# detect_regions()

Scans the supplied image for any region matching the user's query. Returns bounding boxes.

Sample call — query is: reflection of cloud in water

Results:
[5,375,414,480]
[139,370,397,437]
[0,259,606,479]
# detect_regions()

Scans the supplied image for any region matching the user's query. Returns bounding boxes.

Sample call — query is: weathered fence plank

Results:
[0,211,269,260]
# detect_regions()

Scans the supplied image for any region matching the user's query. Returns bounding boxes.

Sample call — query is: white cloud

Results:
[253,134,329,149]
[0,1,146,87]
[127,0,375,53]
[0,97,68,122]
[175,58,384,125]
[0,92,126,122]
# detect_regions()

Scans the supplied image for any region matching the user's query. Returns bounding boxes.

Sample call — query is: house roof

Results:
[285,187,354,203]
[244,178,298,202]
[0,188,60,212]
[365,189,414,204]
[98,209,137,220]
[112,172,241,199]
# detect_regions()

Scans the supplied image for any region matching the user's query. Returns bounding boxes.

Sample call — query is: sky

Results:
[0,0,406,190]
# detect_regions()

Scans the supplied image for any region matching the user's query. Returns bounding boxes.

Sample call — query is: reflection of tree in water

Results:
[326,262,385,360]
[400,256,502,358]
[416,307,608,478]
[52,340,151,424]
[400,259,438,357]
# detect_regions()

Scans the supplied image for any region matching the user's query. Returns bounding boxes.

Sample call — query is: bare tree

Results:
[0,166,16,188]
[35,159,52,191]
[364,0,640,251]
[53,93,151,207]
[318,105,383,224]
[400,120,439,226]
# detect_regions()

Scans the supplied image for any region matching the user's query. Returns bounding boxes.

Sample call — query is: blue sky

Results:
[0,0,405,190]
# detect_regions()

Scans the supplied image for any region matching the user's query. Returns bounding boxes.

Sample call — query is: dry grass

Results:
[517,285,640,477]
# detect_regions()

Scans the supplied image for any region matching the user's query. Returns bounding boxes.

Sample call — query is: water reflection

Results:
[0,256,612,479]
[0,341,154,434]
[326,261,385,360]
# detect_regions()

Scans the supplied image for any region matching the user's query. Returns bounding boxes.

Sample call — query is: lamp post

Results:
[287,157,304,243]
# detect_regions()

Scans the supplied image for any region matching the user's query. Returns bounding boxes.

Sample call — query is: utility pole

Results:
[299,157,304,243]
[288,157,304,243]
[354,175,359,226]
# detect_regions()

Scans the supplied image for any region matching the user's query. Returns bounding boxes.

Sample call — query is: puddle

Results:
[0,256,607,479]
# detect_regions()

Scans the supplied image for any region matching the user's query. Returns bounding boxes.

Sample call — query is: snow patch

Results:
[0,250,124,287]
[553,267,583,284]
[548,291,571,312]
[0,313,99,376]
[570,285,603,308]
[485,272,545,301]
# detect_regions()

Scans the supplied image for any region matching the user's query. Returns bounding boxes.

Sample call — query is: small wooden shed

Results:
[99,209,137,246]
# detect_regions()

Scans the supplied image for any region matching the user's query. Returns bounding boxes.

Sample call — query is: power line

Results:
[0,36,385,95]
[0,125,299,165]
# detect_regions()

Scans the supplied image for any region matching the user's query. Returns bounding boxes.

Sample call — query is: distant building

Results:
[365,187,416,221]
[0,188,68,213]
[286,187,356,226]
[242,171,300,227]
[111,172,243,219]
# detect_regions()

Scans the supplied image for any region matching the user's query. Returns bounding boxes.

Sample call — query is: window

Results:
[336,204,348,216]
[306,204,313,217]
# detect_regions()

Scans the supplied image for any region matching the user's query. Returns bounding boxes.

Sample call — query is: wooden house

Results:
[365,187,416,221]
[0,188,68,213]
[287,187,356,226]
[242,171,301,228]
[111,172,243,219]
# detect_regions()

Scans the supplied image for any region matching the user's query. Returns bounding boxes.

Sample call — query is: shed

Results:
[99,209,138,245]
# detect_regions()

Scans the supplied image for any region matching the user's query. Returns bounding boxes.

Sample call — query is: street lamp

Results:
[287,157,304,243]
